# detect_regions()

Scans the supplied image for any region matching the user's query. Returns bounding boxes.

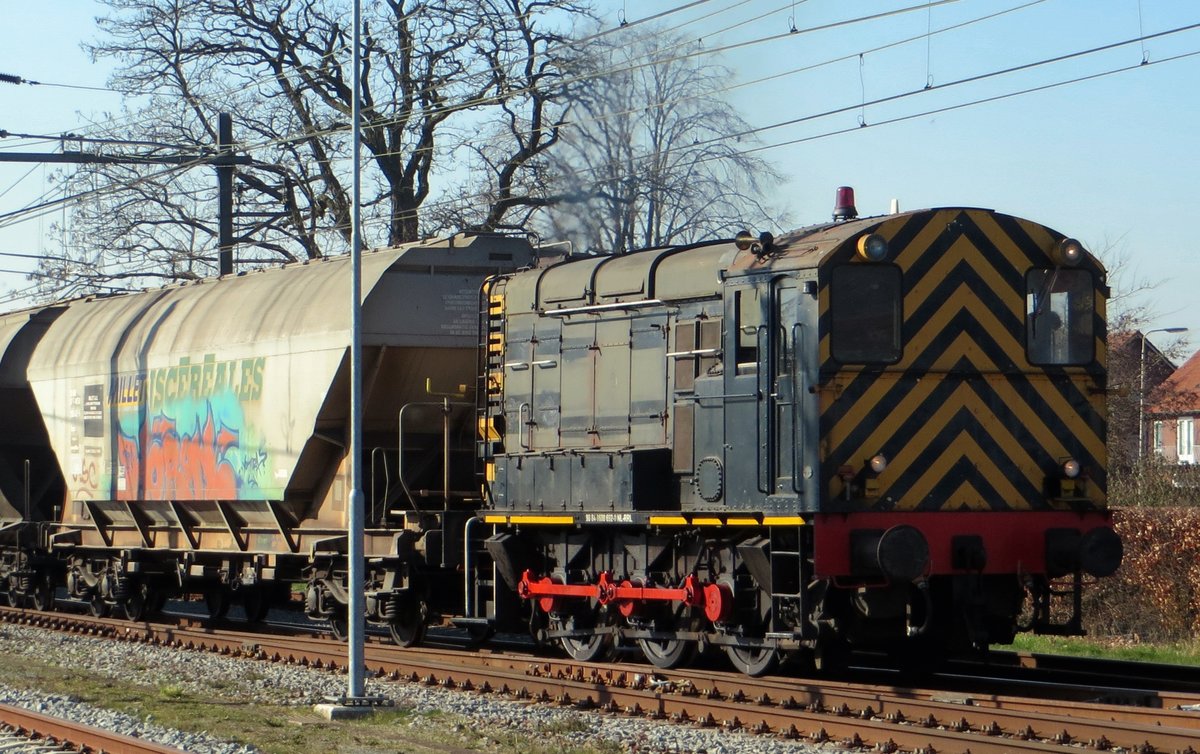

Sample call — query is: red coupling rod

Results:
[518,570,731,622]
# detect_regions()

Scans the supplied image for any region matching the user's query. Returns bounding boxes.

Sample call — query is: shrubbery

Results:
[1083,507,1200,640]
[1077,458,1200,640]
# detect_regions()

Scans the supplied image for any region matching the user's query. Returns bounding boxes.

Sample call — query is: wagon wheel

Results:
[204,589,230,620]
[88,594,108,617]
[561,630,612,663]
[637,609,698,670]
[387,597,427,648]
[724,640,779,677]
[555,606,614,663]
[5,577,23,608]
[640,634,696,669]
[121,582,151,621]
[328,611,349,642]
[30,574,55,612]
[640,635,696,669]
[240,587,270,623]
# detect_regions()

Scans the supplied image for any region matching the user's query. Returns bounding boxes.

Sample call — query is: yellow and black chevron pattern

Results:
[818,209,1107,512]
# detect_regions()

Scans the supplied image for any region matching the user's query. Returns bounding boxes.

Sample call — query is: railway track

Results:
[0,702,186,753]
[960,648,1200,696]
[2,605,1199,754]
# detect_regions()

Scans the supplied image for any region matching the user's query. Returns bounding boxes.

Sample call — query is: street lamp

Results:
[1139,327,1189,460]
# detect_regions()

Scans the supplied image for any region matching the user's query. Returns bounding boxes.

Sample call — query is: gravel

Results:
[0,622,844,754]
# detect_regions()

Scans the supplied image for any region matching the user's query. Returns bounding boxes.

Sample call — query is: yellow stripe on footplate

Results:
[649,516,689,525]
[692,517,723,526]
[763,516,805,526]
[507,515,575,525]
[726,517,759,526]
[483,515,507,524]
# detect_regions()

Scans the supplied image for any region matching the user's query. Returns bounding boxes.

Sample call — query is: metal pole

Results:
[217,113,234,276]
[1139,334,1147,461]
[347,0,366,699]
[442,398,451,568]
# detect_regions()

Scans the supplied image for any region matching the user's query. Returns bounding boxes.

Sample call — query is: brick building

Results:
[1108,331,1179,470]
[1146,346,1200,464]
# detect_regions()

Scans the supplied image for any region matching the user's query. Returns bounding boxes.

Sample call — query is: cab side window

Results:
[735,288,762,375]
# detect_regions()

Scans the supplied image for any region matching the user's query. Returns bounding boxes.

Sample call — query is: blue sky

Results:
[2,0,1198,358]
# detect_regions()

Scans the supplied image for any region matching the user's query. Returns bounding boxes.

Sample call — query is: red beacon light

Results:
[833,186,858,222]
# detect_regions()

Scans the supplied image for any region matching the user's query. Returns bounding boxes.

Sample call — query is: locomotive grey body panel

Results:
[487,210,1109,521]
[487,240,825,513]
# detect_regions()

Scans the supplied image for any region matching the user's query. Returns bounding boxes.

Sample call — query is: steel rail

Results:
[973,648,1200,691]
[0,702,187,754]
[4,605,1200,754]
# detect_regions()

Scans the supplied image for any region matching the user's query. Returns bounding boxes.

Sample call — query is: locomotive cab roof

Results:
[516,208,1104,315]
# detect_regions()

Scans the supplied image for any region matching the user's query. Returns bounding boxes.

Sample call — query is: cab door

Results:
[722,283,768,507]
[770,280,803,498]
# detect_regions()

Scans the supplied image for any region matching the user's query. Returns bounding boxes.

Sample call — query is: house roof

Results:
[1149,347,1200,415]
[1110,330,1175,360]
[1109,331,1135,352]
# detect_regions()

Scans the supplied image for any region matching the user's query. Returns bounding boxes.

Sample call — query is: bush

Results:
[1084,507,1200,640]
[1107,459,1200,508]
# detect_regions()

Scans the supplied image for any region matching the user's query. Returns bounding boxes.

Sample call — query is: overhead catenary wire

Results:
[7,6,1190,229]
[1,130,203,151]
[0,157,207,228]
[3,37,1195,309]
[349,21,1200,234]
[2,4,1197,304]
[0,164,42,202]
[0,0,970,246]
[716,47,1200,161]
[0,0,753,222]
[694,20,1200,149]
[13,0,942,167]
[5,35,1193,310]
[16,0,724,95]
[0,0,955,231]
[66,0,953,179]
[84,0,1036,174]
[10,15,1195,253]
[5,0,733,143]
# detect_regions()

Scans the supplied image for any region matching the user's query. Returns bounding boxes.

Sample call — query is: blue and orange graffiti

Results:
[110,356,273,500]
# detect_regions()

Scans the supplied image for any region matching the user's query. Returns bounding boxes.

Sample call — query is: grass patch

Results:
[157,683,186,700]
[0,646,621,754]
[537,717,591,735]
[1011,634,1200,665]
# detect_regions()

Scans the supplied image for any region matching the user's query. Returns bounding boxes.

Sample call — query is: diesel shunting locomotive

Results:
[0,196,1123,675]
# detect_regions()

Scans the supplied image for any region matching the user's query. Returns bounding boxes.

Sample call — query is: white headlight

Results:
[1063,459,1081,478]
[870,454,888,474]
[1055,238,1084,267]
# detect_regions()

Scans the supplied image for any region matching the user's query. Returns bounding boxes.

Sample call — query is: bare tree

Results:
[534,30,785,255]
[1097,237,1190,496]
[37,0,591,297]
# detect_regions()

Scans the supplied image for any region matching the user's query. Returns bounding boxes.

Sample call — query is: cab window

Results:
[1026,269,1093,365]
[734,288,762,375]
[830,265,902,363]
